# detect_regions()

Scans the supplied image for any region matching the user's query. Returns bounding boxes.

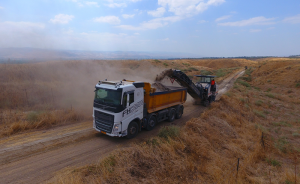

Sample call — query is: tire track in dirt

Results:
[0,70,244,184]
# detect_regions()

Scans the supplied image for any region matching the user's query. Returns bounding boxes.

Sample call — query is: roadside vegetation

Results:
[50,58,300,183]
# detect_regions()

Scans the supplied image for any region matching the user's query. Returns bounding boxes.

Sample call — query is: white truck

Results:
[93,79,187,138]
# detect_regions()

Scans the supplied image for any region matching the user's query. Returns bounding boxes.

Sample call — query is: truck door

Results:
[121,91,136,132]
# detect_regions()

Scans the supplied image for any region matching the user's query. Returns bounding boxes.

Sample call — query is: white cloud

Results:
[250,29,261,33]
[215,15,231,22]
[161,38,169,41]
[106,3,127,8]
[148,7,166,17]
[94,16,121,24]
[158,0,225,17]
[0,6,4,9]
[134,32,140,35]
[50,14,74,24]
[198,20,207,23]
[121,0,225,31]
[122,14,135,19]
[117,16,182,30]
[283,14,300,24]
[218,16,275,26]
[85,1,99,7]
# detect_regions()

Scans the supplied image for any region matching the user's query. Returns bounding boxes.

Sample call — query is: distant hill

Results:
[0,48,202,63]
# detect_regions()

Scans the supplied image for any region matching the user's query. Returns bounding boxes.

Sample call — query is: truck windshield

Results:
[198,77,212,83]
[94,88,122,106]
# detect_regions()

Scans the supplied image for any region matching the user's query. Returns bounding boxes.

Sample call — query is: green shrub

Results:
[266,158,281,167]
[154,59,161,63]
[240,76,252,82]
[224,92,232,97]
[182,63,190,66]
[254,110,266,118]
[146,138,160,146]
[158,126,180,139]
[200,70,213,75]
[163,63,169,66]
[266,93,275,99]
[237,80,251,87]
[255,100,263,106]
[245,68,254,75]
[293,132,300,137]
[296,83,300,88]
[272,121,292,127]
[285,179,293,184]
[26,111,40,122]
[101,155,116,173]
[275,137,289,153]
[188,67,199,71]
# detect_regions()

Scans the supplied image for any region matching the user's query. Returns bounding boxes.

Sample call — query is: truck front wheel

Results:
[126,121,138,139]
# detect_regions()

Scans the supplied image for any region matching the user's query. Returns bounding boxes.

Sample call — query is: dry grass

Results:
[0,110,85,137]
[50,94,269,184]
[49,58,300,184]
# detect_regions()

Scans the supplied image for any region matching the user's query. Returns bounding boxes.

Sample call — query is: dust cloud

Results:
[0,60,165,116]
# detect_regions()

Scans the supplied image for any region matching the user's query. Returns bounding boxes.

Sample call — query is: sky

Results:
[0,0,299,57]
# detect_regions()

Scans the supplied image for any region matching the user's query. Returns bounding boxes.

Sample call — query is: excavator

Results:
[157,69,218,107]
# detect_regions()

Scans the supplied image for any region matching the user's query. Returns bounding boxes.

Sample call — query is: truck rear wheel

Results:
[126,121,138,139]
[175,106,183,119]
[146,115,156,131]
[168,108,176,122]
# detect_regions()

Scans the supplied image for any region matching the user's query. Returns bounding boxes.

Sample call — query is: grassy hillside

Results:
[49,58,300,184]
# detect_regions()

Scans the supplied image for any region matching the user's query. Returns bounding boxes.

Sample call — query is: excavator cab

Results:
[194,75,217,106]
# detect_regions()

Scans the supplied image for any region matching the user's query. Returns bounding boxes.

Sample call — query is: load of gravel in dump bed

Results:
[152,69,184,92]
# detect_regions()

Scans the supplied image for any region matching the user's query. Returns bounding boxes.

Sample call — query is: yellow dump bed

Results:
[143,83,187,113]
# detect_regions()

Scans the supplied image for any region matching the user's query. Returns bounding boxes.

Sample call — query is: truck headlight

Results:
[113,124,120,131]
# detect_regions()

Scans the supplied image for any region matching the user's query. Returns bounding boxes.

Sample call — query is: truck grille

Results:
[94,110,114,133]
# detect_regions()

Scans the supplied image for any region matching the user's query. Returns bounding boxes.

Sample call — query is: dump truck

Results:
[93,79,187,138]
[93,69,217,138]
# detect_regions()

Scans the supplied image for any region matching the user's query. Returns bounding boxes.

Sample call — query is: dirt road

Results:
[0,70,245,184]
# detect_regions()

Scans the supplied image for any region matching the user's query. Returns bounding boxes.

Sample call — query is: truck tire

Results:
[146,115,156,131]
[175,106,183,119]
[126,121,138,139]
[168,108,176,122]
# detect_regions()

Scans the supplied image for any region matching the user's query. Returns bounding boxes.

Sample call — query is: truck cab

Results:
[93,80,144,138]
[93,79,186,139]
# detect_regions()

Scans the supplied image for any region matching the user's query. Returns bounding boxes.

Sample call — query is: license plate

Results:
[101,131,106,134]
